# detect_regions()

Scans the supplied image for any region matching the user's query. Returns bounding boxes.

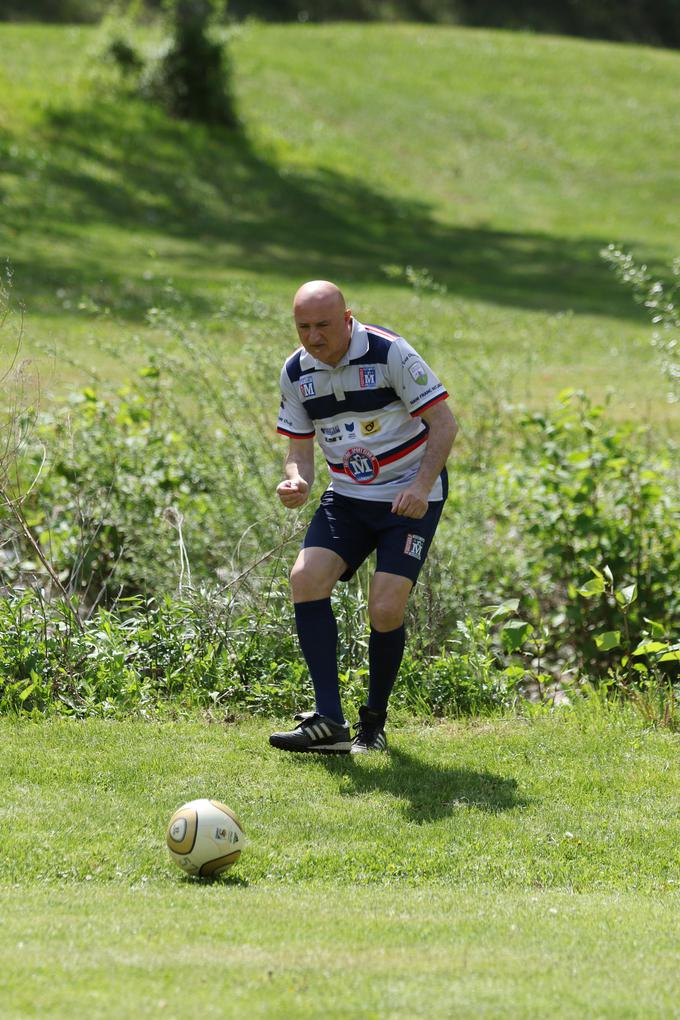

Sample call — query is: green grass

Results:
[4,887,680,1019]
[0,23,678,421]
[2,710,680,1017]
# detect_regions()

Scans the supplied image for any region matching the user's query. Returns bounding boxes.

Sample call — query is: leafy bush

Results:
[0,587,513,718]
[1,315,290,603]
[493,390,680,673]
[87,1,238,126]
[3,367,678,698]
[144,0,238,126]
[2,275,678,716]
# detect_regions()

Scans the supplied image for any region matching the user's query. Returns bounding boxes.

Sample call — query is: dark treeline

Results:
[1,0,679,48]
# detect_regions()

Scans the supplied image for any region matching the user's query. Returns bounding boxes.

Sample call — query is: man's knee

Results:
[290,561,325,602]
[368,595,406,632]
[290,550,343,602]
[368,573,412,631]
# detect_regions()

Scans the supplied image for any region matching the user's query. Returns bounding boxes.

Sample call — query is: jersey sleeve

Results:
[276,364,315,439]
[388,337,449,417]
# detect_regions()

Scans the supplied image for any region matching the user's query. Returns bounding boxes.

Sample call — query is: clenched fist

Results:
[391,486,428,519]
[276,477,310,509]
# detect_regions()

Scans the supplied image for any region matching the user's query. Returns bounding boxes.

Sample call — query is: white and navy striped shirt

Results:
[277,319,449,502]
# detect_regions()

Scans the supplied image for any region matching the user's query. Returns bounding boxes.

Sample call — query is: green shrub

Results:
[0,587,513,718]
[85,2,238,126]
[493,390,680,674]
[146,0,238,126]
[2,342,288,603]
[2,276,678,709]
[3,370,678,694]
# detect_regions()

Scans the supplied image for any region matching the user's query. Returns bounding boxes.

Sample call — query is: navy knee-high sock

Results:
[294,598,344,724]
[367,625,406,715]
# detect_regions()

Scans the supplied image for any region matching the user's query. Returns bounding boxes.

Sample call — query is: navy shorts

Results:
[303,486,447,584]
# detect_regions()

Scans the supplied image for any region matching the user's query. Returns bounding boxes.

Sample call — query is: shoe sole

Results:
[269,739,351,754]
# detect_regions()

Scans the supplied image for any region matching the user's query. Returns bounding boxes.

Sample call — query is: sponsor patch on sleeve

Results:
[408,361,429,386]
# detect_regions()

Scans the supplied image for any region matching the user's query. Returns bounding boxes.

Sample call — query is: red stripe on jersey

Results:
[410,391,449,417]
[326,430,428,474]
[377,430,428,466]
[277,427,315,439]
[365,325,398,341]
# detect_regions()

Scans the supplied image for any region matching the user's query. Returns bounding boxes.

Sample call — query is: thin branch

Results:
[0,486,83,632]
[0,304,24,387]
[216,521,307,595]
[0,443,47,507]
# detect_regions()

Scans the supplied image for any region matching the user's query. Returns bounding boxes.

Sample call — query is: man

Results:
[270,280,458,755]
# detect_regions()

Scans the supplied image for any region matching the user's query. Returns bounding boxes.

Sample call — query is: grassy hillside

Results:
[0,22,678,420]
[1,28,679,1018]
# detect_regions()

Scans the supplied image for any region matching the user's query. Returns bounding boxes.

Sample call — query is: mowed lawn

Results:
[0,23,679,420]
[1,710,680,1018]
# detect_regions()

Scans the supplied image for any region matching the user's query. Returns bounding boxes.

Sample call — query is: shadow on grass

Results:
[317,746,525,824]
[0,99,647,322]
[178,871,250,887]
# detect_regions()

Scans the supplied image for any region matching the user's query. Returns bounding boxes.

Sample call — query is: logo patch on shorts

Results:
[359,367,377,389]
[343,446,380,483]
[300,375,316,398]
[404,534,425,559]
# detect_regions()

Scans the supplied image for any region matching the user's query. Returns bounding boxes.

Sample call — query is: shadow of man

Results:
[316,745,524,824]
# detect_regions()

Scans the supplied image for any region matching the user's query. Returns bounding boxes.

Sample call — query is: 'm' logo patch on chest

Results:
[300,375,316,398]
[359,367,377,389]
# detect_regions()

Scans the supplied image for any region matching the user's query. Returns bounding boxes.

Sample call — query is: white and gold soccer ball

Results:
[166,798,246,878]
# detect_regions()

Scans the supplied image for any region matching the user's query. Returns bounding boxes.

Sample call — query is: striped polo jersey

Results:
[277,318,449,502]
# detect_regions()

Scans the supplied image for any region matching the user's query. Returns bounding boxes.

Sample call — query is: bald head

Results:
[293,280,346,315]
[292,280,352,367]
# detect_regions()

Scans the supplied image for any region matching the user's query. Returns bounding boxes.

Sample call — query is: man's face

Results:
[293,293,352,367]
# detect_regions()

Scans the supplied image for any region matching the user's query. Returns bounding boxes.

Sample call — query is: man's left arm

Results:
[391,403,458,518]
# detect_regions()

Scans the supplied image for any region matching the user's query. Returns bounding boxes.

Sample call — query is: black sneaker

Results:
[351,706,388,754]
[269,712,351,754]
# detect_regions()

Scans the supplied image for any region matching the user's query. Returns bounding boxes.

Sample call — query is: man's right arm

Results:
[276,437,315,508]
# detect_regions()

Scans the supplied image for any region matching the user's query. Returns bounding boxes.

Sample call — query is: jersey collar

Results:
[298,318,369,371]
